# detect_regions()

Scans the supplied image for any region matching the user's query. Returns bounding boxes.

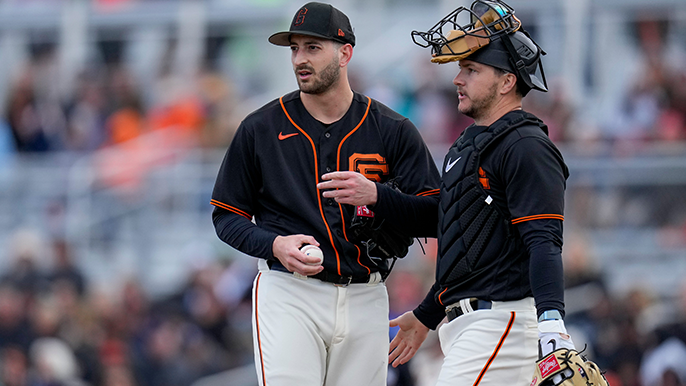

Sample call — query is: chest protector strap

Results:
[438,111,547,285]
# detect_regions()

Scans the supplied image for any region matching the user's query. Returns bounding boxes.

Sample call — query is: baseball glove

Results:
[348,179,414,262]
[531,348,609,386]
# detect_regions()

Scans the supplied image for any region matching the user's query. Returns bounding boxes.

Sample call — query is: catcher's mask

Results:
[412,0,547,95]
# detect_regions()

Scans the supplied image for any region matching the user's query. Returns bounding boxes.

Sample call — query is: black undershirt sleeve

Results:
[212,207,279,260]
[519,224,566,319]
[370,182,439,238]
[500,135,568,319]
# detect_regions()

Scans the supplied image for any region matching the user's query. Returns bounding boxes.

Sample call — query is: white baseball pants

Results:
[435,297,539,386]
[252,260,390,386]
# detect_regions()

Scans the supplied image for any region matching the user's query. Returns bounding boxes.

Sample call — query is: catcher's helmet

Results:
[412,0,547,96]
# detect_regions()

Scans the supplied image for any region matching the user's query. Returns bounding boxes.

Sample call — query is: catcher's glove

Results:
[349,179,414,263]
[531,348,609,386]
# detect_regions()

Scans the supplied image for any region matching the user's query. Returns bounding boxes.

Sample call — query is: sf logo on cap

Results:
[294,8,308,26]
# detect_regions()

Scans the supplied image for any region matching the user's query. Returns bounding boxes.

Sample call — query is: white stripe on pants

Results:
[252,261,389,386]
[435,297,538,386]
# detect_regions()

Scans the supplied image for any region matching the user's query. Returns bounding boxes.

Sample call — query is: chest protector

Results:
[437,111,547,286]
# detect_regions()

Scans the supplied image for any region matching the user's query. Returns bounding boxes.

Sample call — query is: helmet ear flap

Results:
[501,30,548,95]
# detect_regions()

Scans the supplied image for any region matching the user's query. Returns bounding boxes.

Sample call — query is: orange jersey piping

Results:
[279,96,342,272]
[254,273,267,385]
[210,199,252,219]
[472,311,515,386]
[438,287,448,306]
[417,189,440,197]
[511,214,564,225]
[335,96,372,274]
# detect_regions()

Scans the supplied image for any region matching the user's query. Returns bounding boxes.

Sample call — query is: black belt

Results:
[269,261,374,286]
[311,270,373,285]
[445,298,491,322]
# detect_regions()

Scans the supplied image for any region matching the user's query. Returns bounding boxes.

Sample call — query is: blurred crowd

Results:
[1,21,685,157]
[0,227,257,386]
[0,62,242,156]
[0,13,685,386]
[2,228,686,386]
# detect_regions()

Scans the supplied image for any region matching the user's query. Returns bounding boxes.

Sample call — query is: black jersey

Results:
[414,110,569,329]
[211,91,440,278]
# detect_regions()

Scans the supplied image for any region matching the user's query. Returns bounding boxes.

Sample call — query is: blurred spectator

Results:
[29,337,87,386]
[524,78,576,143]
[48,239,87,298]
[0,284,35,353]
[5,71,51,152]
[3,228,50,297]
[0,346,38,386]
[147,73,205,149]
[640,337,686,386]
[603,18,686,151]
[196,69,244,148]
[62,70,109,151]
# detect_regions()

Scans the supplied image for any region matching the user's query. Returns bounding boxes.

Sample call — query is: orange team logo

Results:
[294,8,308,26]
[479,167,490,189]
[349,153,388,182]
[338,29,345,37]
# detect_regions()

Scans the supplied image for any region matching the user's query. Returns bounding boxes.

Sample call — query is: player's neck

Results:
[474,97,522,127]
[300,81,354,125]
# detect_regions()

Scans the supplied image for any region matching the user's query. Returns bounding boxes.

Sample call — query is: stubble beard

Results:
[296,58,340,95]
[458,82,499,122]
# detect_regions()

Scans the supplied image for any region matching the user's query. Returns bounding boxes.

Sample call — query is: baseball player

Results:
[210,2,440,386]
[386,1,584,385]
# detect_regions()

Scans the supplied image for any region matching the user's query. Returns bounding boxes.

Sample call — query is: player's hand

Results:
[388,311,429,368]
[538,319,575,358]
[318,171,377,206]
[537,319,576,384]
[272,235,324,276]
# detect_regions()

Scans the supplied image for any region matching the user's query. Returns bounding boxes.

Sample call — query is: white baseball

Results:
[300,245,324,265]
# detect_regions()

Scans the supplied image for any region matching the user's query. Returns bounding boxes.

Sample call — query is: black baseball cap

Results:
[269,2,355,47]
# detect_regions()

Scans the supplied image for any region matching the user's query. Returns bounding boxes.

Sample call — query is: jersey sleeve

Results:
[498,135,568,317]
[212,207,278,260]
[389,119,442,195]
[211,122,259,217]
[211,122,278,260]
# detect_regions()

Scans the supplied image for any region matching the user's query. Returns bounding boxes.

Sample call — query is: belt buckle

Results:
[445,304,462,322]
[445,303,459,313]
[334,275,353,287]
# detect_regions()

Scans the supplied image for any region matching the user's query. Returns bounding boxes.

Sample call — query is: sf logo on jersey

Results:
[349,153,388,182]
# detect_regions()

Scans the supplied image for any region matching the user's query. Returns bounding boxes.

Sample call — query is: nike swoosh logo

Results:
[445,157,461,173]
[278,132,299,140]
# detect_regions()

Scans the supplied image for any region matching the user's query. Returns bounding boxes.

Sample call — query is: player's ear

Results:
[338,43,353,67]
[500,72,517,95]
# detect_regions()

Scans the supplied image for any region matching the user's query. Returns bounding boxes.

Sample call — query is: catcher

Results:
[382,1,609,385]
